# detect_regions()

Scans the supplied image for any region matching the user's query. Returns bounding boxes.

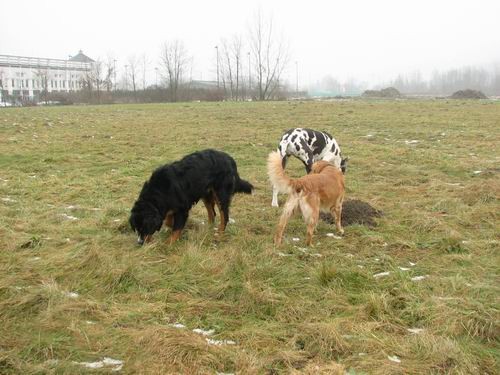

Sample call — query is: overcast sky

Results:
[2,0,499,87]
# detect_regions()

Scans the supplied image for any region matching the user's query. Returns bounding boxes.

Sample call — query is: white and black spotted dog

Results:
[271,128,348,207]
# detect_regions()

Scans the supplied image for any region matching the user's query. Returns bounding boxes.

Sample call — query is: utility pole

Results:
[247,52,251,99]
[215,45,219,89]
[295,61,298,98]
[124,64,128,91]
[113,59,117,91]
[155,67,158,88]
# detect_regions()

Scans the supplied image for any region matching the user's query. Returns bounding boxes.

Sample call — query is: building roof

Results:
[69,50,94,63]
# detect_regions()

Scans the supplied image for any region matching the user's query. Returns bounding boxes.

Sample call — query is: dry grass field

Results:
[0,99,499,374]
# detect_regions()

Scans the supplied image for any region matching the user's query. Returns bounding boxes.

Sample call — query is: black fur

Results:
[129,149,253,244]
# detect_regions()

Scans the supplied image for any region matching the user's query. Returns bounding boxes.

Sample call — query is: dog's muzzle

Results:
[137,237,144,245]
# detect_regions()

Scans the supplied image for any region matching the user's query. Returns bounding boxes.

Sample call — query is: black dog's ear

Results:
[142,210,163,235]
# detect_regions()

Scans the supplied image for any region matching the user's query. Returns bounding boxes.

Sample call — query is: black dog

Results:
[130,149,253,245]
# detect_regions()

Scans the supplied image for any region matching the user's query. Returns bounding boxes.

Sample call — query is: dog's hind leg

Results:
[301,195,319,246]
[168,211,188,244]
[272,186,279,207]
[202,195,216,224]
[213,191,231,236]
[274,196,299,246]
[331,196,344,235]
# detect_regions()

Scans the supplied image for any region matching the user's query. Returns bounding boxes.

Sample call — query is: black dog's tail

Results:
[236,178,254,194]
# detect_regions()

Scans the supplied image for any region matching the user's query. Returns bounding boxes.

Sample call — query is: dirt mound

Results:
[450,89,488,99]
[321,199,383,227]
[362,87,401,98]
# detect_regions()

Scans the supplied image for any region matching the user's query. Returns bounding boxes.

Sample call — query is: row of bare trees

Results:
[156,10,290,102]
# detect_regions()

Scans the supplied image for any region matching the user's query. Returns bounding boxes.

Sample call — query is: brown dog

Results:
[267,151,345,246]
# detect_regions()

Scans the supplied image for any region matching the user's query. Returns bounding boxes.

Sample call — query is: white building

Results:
[0,50,94,103]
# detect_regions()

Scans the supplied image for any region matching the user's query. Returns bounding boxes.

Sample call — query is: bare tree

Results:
[127,55,139,101]
[104,56,115,92]
[34,66,50,104]
[0,69,6,105]
[91,59,104,103]
[219,35,244,100]
[248,10,289,100]
[160,40,189,102]
[141,54,149,90]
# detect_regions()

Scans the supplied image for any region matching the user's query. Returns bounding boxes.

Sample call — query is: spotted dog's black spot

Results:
[331,143,336,152]
[291,134,297,142]
[295,143,301,152]
[311,131,327,152]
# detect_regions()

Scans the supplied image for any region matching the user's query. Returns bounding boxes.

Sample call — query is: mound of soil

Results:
[363,87,401,98]
[321,199,383,227]
[450,89,487,99]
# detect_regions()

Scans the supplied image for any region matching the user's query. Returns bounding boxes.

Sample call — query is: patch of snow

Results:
[409,262,416,267]
[405,140,419,145]
[388,355,401,363]
[292,237,300,242]
[65,292,79,298]
[1,197,17,203]
[326,232,342,239]
[407,328,424,334]
[30,257,41,261]
[278,252,292,257]
[169,322,186,329]
[206,338,236,346]
[113,219,121,222]
[411,275,427,282]
[373,271,390,278]
[193,328,215,336]
[473,170,482,174]
[398,267,410,271]
[61,214,78,221]
[74,357,123,371]
[66,205,77,209]
[86,321,96,325]
[74,361,104,369]
[228,218,235,224]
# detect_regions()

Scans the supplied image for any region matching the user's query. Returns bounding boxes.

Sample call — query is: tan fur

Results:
[267,151,345,246]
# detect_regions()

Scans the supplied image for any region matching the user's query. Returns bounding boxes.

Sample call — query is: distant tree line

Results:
[384,66,500,96]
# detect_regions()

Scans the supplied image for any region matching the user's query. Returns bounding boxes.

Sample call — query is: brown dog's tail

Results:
[267,151,297,194]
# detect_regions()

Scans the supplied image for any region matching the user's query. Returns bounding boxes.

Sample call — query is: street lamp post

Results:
[113,59,117,91]
[124,65,128,91]
[215,45,219,89]
[295,61,298,98]
[247,52,251,99]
